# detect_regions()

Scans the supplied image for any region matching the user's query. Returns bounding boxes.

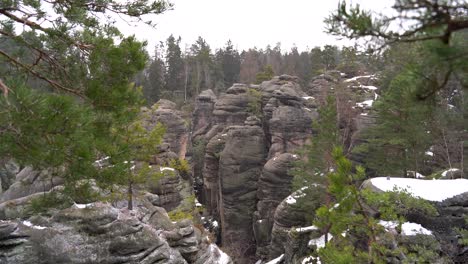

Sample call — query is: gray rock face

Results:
[0,203,187,264]
[0,167,64,203]
[190,77,321,261]
[219,122,267,257]
[0,160,19,194]
[211,84,251,127]
[0,201,232,264]
[254,153,298,256]
[260,75,317,159]
[143,100,189,160]
[202,133,227,216]
[191,89,217,140]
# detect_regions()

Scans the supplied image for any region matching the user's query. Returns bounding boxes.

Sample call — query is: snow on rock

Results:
[308,233,332,249]
[294,225,319,233]
[265,254,284,264]
[302,256,320,264]
[303,96,315,100]
[441,168,460,177]
[208,244,232,264]
[379,220,432,236]
[74,203,94,209]
[159,167,175,172]
[356,100,374,108]
[361,85,378,90]
[285,187,307,205]
[369,177,468,202]
[22,221,46,230]
[407,171,425,179]
[344,75,375,83]
[285,195,297,205]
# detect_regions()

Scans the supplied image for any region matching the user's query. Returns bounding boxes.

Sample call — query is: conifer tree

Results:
[0,0,171,202]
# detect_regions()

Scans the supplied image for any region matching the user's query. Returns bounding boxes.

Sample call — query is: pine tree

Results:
[353,70,433,177]
[0,0,170,202]
[313,147,438,263]
[164,35,184,98]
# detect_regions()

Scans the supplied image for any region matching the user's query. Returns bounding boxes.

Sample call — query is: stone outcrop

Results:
[191,89,216,140]
[190,76,322,261]
[0,167,64,203]
[219,117,267,256]
[254,153,298,256]
[0,202,232,264]
[142,100,189,160]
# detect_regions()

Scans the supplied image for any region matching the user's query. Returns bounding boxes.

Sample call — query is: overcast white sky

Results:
[118,0,395,55]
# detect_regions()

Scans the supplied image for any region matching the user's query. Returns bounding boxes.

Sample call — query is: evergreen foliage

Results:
[0,0,170,204]
[255,65,275,84]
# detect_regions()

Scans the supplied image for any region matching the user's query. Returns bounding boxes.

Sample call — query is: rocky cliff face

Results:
[191,72,468,264]
[191,76,322,261]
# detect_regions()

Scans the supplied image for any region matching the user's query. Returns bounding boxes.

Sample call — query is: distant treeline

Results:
[134,35,383,105]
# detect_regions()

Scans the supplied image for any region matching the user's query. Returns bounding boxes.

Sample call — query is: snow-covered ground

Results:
[370,177,468,202]
[379,220,432,236]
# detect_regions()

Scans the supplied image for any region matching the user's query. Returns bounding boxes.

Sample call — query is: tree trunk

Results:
[128,181,133,210]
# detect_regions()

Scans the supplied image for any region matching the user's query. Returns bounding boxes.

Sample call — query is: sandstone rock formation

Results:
[0,202,232,264]
[190,76,322,261]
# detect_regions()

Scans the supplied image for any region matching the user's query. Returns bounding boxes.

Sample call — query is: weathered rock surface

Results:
[219,119,267,257]
[254,153,298,257]
[142,100,189,160]
[0,201,232,264]
[191,89,217,140]
[0,167,64,203]
[190,76,322,261]
[0,203,187,264]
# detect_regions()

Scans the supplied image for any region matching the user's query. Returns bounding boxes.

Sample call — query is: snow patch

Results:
[74,203,93,209]
[294,225,319,233]
[285,189,307,205]
[425,151,434,157]
[370,177,468,202]
[441,168,460,177]
[308,233,332,249]
[344,75,375,83]
[209,244,231,264]
[361,85,378,90]
[302,256,320,264]
[22,221,46,230]
[159,167,175,172]
[285,195,297,205]
[379,221,432,236]
[356,100,374,108]
[303,96,315,100]
[266,254,284,264]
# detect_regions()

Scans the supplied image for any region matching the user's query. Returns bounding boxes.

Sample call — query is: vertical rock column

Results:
[218,117,267,256]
